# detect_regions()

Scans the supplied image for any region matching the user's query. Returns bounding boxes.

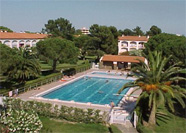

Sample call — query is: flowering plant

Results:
[0,108,42,132]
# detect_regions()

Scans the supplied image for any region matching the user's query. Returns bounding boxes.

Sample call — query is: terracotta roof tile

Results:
[118,36,149,41]
[101,55,145,63]
[0,32,48,39]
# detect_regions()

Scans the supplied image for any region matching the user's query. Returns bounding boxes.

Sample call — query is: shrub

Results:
[0,108,42,132]
[4,98,107,124]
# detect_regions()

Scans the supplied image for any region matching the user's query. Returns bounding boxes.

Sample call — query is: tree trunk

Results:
[148,96,156,127]
[52,60,57,72]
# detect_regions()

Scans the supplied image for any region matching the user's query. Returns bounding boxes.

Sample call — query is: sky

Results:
[0,0,185,35]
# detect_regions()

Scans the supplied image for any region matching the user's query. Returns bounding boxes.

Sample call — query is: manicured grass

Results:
[85,56,97,59]
[40,60,86,70]
[40,116,109,133]
[155,112,186,133]
[137,110,186,133]
[110,125,122,133]
[0,116,121,133]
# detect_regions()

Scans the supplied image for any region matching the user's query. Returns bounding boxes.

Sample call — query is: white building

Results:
[81,27,89,35]
[118,35,149,55]
[0,31,48,48]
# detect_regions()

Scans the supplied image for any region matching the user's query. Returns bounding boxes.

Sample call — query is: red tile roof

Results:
[118,36,149,41]
[101,55,145,63]
[0,32,48,39]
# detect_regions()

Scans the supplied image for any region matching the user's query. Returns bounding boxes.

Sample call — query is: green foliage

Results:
[123,28,134,36]
[0,44,41,83]
[37,38,79,72]
[0,26,13,32]
[0,43,17,74]
[43,17,75,40]
[0,108,42,132]
[145,33,186,67]
[129,49,143,56]
[119,25,161,36]
[7,47,41,83]
[40,116,110,133]
[25,72,62,85]
[89,24,118,56]
[132,26,144,36]
[74,29,82,35]
[146,25,162,36]
[118,50,186,127]
[4,98,107,124]
[74,35,91,59]
[137,109,186,133]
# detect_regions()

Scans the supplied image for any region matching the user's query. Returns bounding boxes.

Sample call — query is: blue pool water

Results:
[91,72,125,77]
[42,77,131,105]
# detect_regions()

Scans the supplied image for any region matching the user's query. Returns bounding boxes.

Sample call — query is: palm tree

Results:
[118,50,186,127]
[7,47,41,83]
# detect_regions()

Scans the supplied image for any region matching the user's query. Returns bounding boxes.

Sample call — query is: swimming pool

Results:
[41,77,131,105]
[91,72,125,77]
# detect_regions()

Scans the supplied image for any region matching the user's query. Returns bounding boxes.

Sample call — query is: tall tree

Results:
[36,38,79,72]
[0,44,41,83]
[146,25,162,36]
[0,43,17,74]
[43,18,75,40]
[109,26,119,39]
[118,50,186,127]
[144,33,186,68]
[89,24,118,55]
[133,26,144,36]
[74,35,91,59]
[123,28,134,36]
[7,47,41,83]
[0,26,13,32]
[74,29,82,35]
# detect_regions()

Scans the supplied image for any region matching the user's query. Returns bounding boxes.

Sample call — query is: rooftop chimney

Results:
[139,35,141,37]
[122,34,124,37]
[147,35,149,39]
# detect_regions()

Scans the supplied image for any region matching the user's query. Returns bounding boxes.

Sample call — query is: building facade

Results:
[100,55,146,70]
[81,27,89,35]
[118,35,149,55]
[0,32,48,48]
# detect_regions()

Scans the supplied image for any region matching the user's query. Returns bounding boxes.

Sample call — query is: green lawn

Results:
[155,112,186,133]
[40,60,86,70]
[40,116,121,133]
[137,110,186,133]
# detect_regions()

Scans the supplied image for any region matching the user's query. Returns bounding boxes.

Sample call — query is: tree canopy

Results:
[132,26,144,36]
[144,33,186,67]
[118,25,161,36]
[0,43,17,74]
[43,18,75,40]
[36,38,79,72]
[118,50,186,127]
[89,24,118,56]
[0,26,13,32]
[146,25,162,36]
[0,44,41,83]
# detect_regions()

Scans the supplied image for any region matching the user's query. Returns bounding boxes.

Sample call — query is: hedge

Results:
[0,63,91,96]
[25,72,62,86]
[4,98,108,124]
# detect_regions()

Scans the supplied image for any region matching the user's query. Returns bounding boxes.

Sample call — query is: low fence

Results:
[0,63,91,97]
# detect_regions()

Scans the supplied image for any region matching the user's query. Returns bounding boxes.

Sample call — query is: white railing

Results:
[109,108,130,125]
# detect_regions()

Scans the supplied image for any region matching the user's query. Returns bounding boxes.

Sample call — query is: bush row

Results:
[26,63,91,86]
[4,98,108,124]
[25,72,62,86]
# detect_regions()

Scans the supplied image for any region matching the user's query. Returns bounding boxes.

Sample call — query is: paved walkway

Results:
[18,69,112,111]
[18,68,139,112]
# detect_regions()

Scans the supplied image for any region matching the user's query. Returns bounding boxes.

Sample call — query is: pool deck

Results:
[18,68,140,112]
